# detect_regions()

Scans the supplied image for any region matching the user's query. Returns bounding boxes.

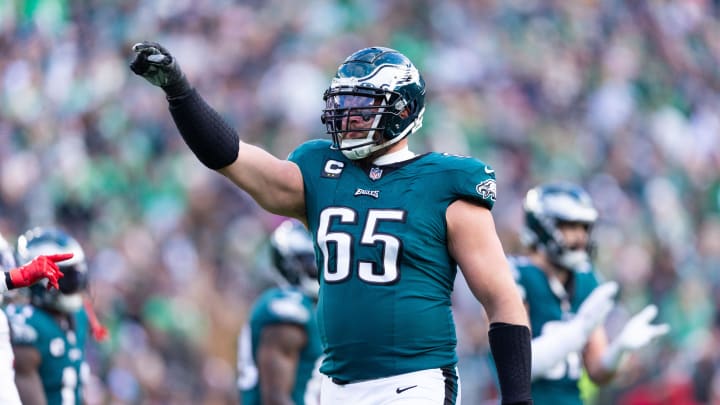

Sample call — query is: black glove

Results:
[130,41,191,97]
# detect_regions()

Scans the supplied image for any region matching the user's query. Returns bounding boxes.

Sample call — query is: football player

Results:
[6,227,90,405]
[131,43,531,404]
[512,183,669,405]
[237,219,322,405]
[0,232,70,405]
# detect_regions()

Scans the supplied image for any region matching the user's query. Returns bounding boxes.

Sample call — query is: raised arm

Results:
[129,42,306,220]
[219,143,305,219]
[447,199,531,405]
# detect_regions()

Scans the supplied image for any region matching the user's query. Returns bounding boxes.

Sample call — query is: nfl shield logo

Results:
[369,167,383,181]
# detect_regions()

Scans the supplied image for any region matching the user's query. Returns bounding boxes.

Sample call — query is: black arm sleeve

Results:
[488,322,533,405]
[166,89,240,170]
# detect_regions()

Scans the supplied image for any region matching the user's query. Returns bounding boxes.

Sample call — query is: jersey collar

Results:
[372,146,416,166]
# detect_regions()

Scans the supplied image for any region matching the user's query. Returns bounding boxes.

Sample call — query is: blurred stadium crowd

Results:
[1,0,719,404]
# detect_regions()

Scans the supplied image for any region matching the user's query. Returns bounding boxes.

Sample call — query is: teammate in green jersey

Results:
[237,219,323,405]
[0,232,69,405]
[131,43,532,404]
[512,183,669,405]
[7,227,90,405]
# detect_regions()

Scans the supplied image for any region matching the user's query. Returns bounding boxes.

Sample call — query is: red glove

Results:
[9,253,72,290]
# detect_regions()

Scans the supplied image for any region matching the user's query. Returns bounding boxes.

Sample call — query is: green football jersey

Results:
[510,256,600,405]
[237,287,322,405]
[6,304,89,405]
[289,140,497,382]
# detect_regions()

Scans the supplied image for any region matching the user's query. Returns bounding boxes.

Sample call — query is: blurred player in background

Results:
[7,227,91,405]
[0,232,69,405]
[237,219,322,405]
[130,43,532,404]
[510,182,669,405]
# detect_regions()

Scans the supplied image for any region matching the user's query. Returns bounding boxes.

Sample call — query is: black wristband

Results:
[5,271,14,290]
[167,89,240,170]
[488,322,533,405]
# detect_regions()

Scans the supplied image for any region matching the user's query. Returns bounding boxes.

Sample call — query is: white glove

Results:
[531,281,618,379]
[601,304,670,371]
[574,281,619,334]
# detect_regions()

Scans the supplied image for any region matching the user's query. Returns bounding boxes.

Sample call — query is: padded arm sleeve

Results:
[488,322,533,405]
[167,89,240,170]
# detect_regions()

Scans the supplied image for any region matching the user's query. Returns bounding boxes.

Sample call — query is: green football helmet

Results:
[522,183,598,272]
[321,46,426,160]
[16,227,88,313]
[270,219,318,299]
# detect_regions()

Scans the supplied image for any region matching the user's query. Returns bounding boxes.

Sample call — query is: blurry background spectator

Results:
[1,0,719,403]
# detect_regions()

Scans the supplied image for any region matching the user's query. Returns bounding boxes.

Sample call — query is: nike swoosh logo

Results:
[396,385,418,394]
[484,166,494,174]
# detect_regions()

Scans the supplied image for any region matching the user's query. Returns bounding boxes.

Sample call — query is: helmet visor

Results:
[326,94,379,110]
[58,263,88,294]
